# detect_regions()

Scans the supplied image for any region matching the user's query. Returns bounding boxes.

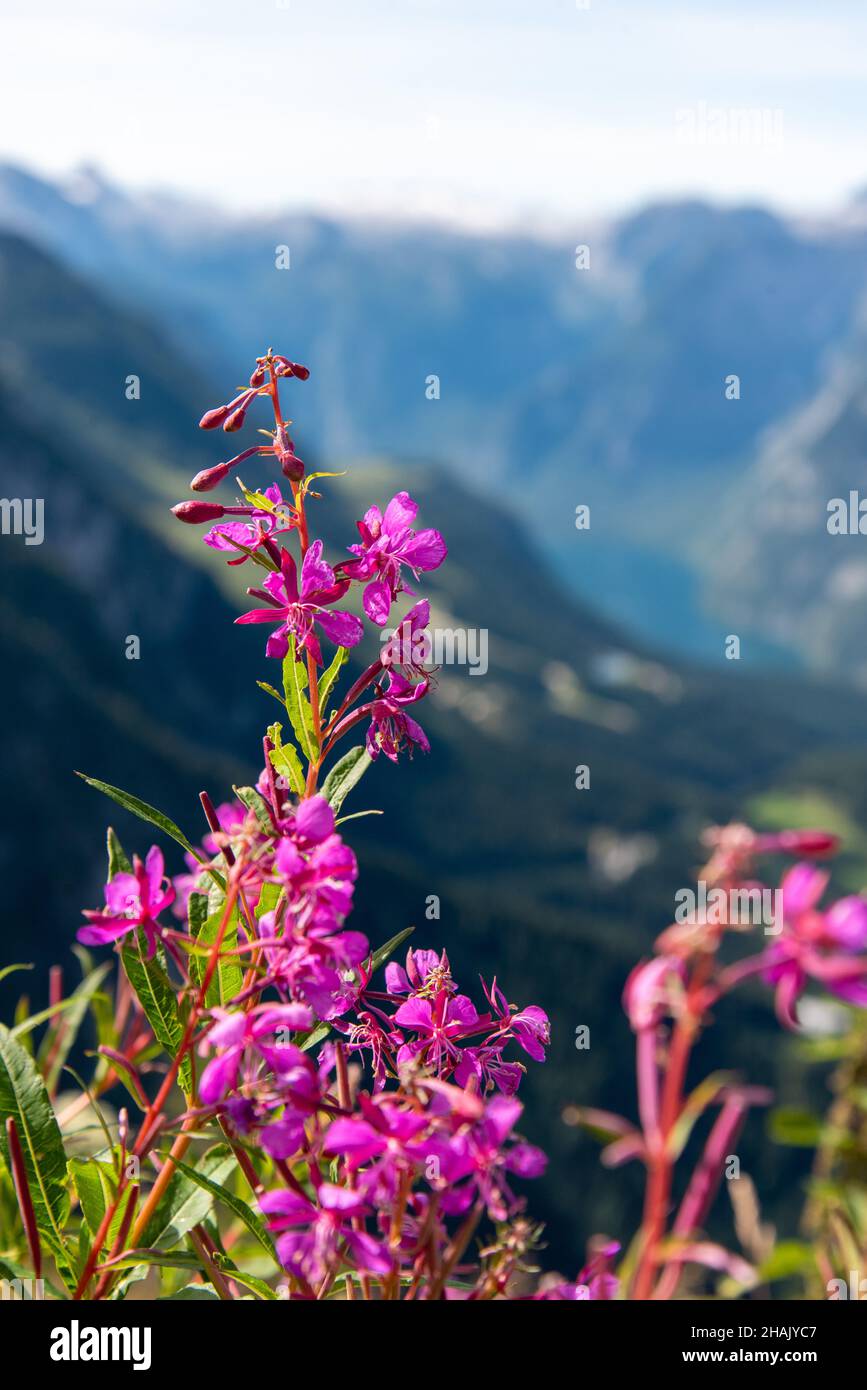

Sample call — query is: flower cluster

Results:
[71,351,562,1301]
[585,822,867,1299]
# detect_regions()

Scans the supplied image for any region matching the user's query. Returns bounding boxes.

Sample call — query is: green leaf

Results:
[768,1107,822,1147]
[370,927,414,976]
[78,776,225,892]
[0,1024,71,1263]
[757,1241,816,1283]
[318,646,348,716]
[142,1145,237,1250]
[0,964,33,986]
[299,1021,332,1053]
[257,680,285,708]
[68,1158,135,1250]
[211,1257,279,1299]
[90,1049,147,1111]
[120,934,192,1097]
[667,1072,732,1161]
[106,826,132,877]
[170,1155,277,1262]
[282,641,318,762]
[42,963,112,1095]
[97,1248,203,1273]
[190,903,243,1009]
[160,1284,221,1300]
[321,746,372,814]
[233,785,273,835]
[78,774,197,857]
[266,722,305,798]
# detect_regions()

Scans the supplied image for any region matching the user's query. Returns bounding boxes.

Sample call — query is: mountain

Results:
[5,229,867,1267]
[8,166,867,666]
[701,332,867,683]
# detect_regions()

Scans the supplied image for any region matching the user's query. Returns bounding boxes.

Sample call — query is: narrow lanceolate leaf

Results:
[97,1249,202,1274]
[210,1261,279,1300]
[142,1145,237,1251]
[318,645,348,716]
[0,1025,70,1264]
[77,774,199,858]
[42,963,112,1095]
[321,746,372,814]
[267,722,305,798]
[120,935,192,1097]
[299,1021,332,1054]
[282,640,318,762]
[190,903,243,1009]
[170,1155,278,1262]
[370,927,415,977]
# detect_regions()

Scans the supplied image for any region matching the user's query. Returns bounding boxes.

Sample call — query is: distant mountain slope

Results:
[5,229,867,1264]
[5,164,867,663]
[703,336,867,682]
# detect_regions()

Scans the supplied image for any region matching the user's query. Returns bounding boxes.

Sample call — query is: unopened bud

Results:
[199,405,231,430]
[172,500,226,524]
[190,462,230,492]
[280,452,305,482]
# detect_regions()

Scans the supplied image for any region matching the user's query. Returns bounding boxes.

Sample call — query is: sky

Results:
[2,0,867,230]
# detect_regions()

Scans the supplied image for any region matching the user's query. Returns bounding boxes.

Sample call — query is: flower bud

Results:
[199,405,231,430]
[280,452,305,482]
[773,829,840,858]
[249,366,266,387]
[190,462,230,492]
[172,500,226,524]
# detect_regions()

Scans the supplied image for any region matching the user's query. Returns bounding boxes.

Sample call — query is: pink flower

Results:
[365,672,430,763]
[260,1183,391,1287]
[204,483,294,564]
[235,541,363,663]
[343,492,446,626]
[78,847,174,957]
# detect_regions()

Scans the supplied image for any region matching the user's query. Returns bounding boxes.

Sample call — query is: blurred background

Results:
[2,0,867,1273]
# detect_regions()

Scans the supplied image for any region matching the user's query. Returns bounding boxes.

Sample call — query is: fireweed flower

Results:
[379,599,435,680]
[198,1004,327,1158]
[393,992,481,1071]
[755,863,867,1026]
[438,1095,547,1221]
[365,671,430,762]
[260,1183,391,1286]
[235,541,364,662]
[274,795,360,934]
[78,846,174,957]
[204,483,295,563]
[197,1003,313,1104]
[384,947,456,998]
[533,1242,621,1301]
[342,492,447,625]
